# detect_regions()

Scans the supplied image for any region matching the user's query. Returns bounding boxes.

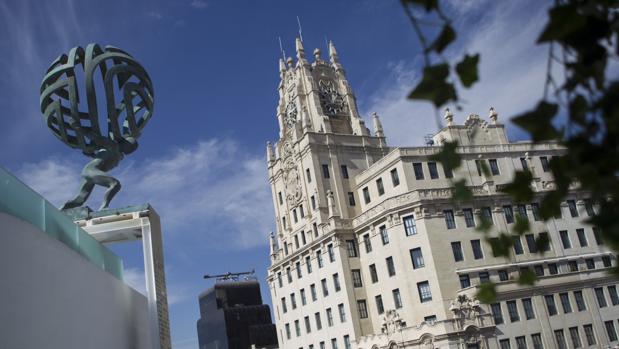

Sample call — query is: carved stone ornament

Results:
[318,79,346,116]
[449,294,481,320]
[285,101,298,129]
[381,310,404,335]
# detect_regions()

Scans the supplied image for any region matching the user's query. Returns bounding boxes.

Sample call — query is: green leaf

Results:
[455,54,479,88]
[513,215,530,235]
[401,0,437,11]
[537,4,586,43]
[430,141,462,171]
[512,101,560,141]
[500,171,534,203]
[476,283,497,303]
[569,94,588,126]
[476,215,492,233]
[540,190,563,220]
[535,233,550,255]
[408,63,457,107]
[452,179,473,203]
[517,269,537,286]
[487,234,513,258]
[427,25,456,54]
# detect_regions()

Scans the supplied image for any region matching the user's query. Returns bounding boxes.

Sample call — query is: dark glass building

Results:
[197,280,278,349]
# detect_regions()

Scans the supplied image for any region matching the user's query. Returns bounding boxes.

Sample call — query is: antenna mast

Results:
[278,36,286,60]
[296,16,303,42]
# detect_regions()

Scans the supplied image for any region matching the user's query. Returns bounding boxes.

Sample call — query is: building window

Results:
[498,269,509,281]
[315,312,322,330]
[347,192,355,206]
[568,260,578,272]
[386,256,396,276]
[489,159,500,175]
[331,339,338,349]
[499,339,510,349]
[343,335,351,349]
[338,303,346,322]
[313,222,319,237]
[306,256,312,274]
[375,295,384,314]
[322,164,330,179]
[576,228,587,247]
[509,235,523,255]
[606,320,618,342]
[390,168,400,186]
[531,203,541,221]
[603,256,612,267]
[376,178,385,196]
[340,165,349,179]
[609,285,619,305]
[326,308,333,327]
[586,258,595,270]
[306,168,312,183]
[282,217,287,230]
[378,226,389,245]
[317,250,324,268]
[328,244,335,262]
[460,274,471,288]
[357,300,368,318]
[559,230,571,249]
[278,192,283,205]
[428,162,439,179]
[545,294,557,315]
[417,281,432,302]
[451,241,464,262]
[369,264,378,283]
[294,234,300,249]
[479,271,490,283]
[320,342,326,349]
[301,230,307,245]
[569,327,582,348]
[363,233,372,253]
[480,207,493,225]
[491,303,503,324]
[413,163,424,180]
[286,267,292,283]
[517,204,528,220]
[538,232,551,252]
[291,293,297,309]
[277,272,283,288]
[574,290,586,311]
[296,262,302,278]
[300,205,305,218]
[351,269,362,287]
[559,292,572,313]
[524,234,537,253]
[310,284,317,301]
[346,240,358,257]
[285,323,291,339]
[281,297,287,313]
[593,227,603,245]
[520,157,529,171]
[424,315,436,324]
[568,199,579,217]
[522,298,535,319]
[584,199,595,216]
[555,330,567,349]
[410,248,425,269]
[534,265,545,277]
[463,208,475,227]
[531,333,543,349]
[540,156,550,172]
[403,215,417,236]
[393,288,403,308]
[304,316,311,333]
[333,273,341,292]
[515,336,526,349]
[443,163,453,178]
[503,205,514,223]
[548,263,558,274]
[444,209,456,229]
[471,239,484,259]
[507,300,519,322]
[363,187,370,204]
[321,279,329,297]
[584,324,596,346]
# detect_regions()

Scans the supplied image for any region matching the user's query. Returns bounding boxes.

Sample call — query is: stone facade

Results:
[266,39,619,349]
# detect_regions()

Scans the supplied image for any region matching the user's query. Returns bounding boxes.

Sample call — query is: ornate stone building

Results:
[266,38,619,349]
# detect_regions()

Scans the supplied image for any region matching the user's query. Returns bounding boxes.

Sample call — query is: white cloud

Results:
[190,0,208,9]
[17,138,274,250]
[362,1,550,145]
[147,11,163,20]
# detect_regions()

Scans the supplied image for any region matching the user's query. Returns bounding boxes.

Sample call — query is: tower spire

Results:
[266,141,275,164]
[328,40,339,63]
[372,112,384,138]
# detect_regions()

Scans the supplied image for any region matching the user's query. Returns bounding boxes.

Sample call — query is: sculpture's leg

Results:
[92,174,121,211]
[60,178,95,210]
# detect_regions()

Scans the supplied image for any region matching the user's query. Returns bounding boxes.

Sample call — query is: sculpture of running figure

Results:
[40,43,154,211]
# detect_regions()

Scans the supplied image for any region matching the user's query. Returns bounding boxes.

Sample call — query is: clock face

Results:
[318,80,346,116]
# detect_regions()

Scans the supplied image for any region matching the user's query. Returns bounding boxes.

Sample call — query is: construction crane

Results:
[203,269,256,282]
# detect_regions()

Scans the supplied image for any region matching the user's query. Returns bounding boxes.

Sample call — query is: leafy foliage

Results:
[401,0,619,302]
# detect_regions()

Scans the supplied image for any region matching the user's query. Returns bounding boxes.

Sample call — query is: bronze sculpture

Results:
[40,44,154,211]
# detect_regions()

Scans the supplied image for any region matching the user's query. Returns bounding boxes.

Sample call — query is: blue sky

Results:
[0,0,555,348]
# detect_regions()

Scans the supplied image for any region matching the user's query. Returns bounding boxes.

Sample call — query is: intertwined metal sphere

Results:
[40,43,154,155]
